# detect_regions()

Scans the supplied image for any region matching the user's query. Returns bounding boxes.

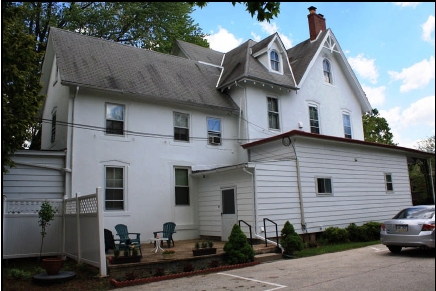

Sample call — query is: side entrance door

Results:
[221,187,237,241]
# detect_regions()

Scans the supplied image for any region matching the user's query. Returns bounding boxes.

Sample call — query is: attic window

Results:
[323,59,332,83]
[106,103,125,135]
[270,50,280,71]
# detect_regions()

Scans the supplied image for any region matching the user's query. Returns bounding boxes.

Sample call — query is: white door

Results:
[221,187,237,241]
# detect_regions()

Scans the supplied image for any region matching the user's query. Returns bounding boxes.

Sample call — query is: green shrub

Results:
[346,223,365,242]
[361,221,382,241]
[321,226,349,244]
[6,268,33,280]
[223,224,255,265]
[280,221,303,255]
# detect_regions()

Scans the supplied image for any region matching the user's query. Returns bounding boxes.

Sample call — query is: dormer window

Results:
[323,59,332,83]
[270,50,280,72]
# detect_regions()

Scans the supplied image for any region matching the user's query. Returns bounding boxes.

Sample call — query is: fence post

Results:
[96,187,107,277]
[76,192,81,263]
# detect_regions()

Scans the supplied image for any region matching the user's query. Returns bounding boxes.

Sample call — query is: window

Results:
[343,113,352,138]
[175,168,189,205]
[105,167,124,210]
[207,117,221,145]
[270,50,280,71]
[385,174,394,192]
[323,59,332,84]
[51,111,57,143]
[316,177,332,194]
[106,103,124,135]
[268,97,280,130]
[174,112,189,141]
[309,105,320,134]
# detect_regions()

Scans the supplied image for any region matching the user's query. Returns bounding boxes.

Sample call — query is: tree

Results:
[410,135,435,205]
[2,2,44,173]
[280,221,303,257]
[223,224,255,264]
[191,2,280,22]
[362,108,397,145]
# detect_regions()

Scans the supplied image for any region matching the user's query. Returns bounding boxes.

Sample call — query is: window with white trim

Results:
[207,117,221,145]
[385,174,394,192]
[51,110,57,143]
[316,177,332,195]
[267,97,280,130]
[105,166,124,210]
[309,105,320,134]
[323,59,332,84]
[106,103,125,135]
[174,112,189,141]
[175,168,189,205]
[343,113,352,138]
[270,50,280,71]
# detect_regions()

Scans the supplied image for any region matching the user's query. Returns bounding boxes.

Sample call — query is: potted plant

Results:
[162,249,176,260]
[111,245,141,264]
[38,201,64,275]
[192,240,217,256]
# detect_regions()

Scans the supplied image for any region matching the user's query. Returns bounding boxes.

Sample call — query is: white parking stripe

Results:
[369,246,387,252]
[217,272,287,291]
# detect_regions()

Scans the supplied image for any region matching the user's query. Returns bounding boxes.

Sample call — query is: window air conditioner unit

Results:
[208,135,221,145]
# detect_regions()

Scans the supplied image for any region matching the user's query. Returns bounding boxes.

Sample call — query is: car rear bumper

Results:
[380,232,435,248]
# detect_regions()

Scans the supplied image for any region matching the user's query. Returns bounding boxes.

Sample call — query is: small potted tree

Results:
[38,201,64,275]
[192,240,217,256]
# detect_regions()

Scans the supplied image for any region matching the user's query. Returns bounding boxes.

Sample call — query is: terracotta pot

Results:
[42,258,64,275]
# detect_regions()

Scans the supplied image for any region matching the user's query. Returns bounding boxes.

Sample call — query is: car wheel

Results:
[387,246,402,253]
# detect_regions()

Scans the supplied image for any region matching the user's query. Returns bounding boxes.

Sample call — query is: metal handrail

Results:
[238,220,253,248]
[263,218,279,250]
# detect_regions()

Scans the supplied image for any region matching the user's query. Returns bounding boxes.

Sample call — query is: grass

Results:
[2,241,381,291]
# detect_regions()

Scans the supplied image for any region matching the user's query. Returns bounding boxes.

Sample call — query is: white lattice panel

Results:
[64,200,77,214]
[5,200,62,214]
[79,196,97,214]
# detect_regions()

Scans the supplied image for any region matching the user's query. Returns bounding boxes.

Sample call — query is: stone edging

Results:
[110,261,260,288]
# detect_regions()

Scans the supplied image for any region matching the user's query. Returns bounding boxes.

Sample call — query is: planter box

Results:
[111,256,141,264]
[192,248,217,256]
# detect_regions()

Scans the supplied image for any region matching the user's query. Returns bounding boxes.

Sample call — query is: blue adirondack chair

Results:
[153,222,176,248]
[114,224,142,256]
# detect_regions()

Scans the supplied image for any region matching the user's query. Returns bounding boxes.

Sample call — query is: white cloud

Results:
[348,54,379,84]
[205,26,244,53]
[251,32,261,42]
[388,56,435,92]
[421,15,435,45]
[379,96,435,147]
[393,2,420,8]
[361,85,386,107]
[257,21,293,49]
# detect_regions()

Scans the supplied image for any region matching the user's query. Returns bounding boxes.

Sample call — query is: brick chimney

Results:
[307,6,326,41]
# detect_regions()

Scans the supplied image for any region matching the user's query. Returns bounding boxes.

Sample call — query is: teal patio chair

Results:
[114,224,142,257]
[153,222,176,248]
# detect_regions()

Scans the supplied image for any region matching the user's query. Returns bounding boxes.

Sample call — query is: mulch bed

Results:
[110,261,260,288]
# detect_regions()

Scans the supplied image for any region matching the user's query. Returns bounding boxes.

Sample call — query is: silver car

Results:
[380,205,435,253]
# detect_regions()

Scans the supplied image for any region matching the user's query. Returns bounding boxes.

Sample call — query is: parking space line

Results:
[217,272,287,291]
[369,246,387,252]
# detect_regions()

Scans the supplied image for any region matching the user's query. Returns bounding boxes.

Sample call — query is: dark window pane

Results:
[105,201,124,210]
[106,120,124,135]
[174,128,189,141]
[175,187,189,205]
[222,189,235,214]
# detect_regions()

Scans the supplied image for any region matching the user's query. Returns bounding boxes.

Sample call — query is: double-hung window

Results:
[343,113,352,138]
[270,50,280,72]
[106,103,125,135]
[323,59,332,84]
[385,174,394,192]
[174,112,189,141]
[175,168,189,205]
[316,177,332,195]
[268,97,280,130]
[309,105,320,134]
[105,167,124,210]
[207,117,221,145]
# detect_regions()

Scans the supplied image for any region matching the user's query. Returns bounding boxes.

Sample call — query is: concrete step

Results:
[255,253,283,263]
[253,244,280,255]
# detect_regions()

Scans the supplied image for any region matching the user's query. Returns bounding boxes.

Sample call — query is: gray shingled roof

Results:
[49,27,239,113]
[218,36,297,90]
[172,39,224,66]
[287,29,328,84]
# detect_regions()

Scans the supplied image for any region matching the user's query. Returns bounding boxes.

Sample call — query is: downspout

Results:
[236,81,246,143]
[290,137,307,232]
[242,166,257,234]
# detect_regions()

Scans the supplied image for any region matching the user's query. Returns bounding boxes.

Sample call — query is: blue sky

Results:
[191,2,435,149]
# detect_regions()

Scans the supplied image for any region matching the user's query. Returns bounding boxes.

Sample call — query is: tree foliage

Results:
[191,2,281,22]
[410,135,435,205]
[362,108,397,145]
[223,224,255,264]
[2,2,44,173]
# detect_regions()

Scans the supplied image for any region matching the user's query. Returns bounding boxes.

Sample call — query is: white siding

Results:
[196,169,254,239]
[295,138,412,232]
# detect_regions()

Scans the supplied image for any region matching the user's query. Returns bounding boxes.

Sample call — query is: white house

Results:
[29,6,434,243]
